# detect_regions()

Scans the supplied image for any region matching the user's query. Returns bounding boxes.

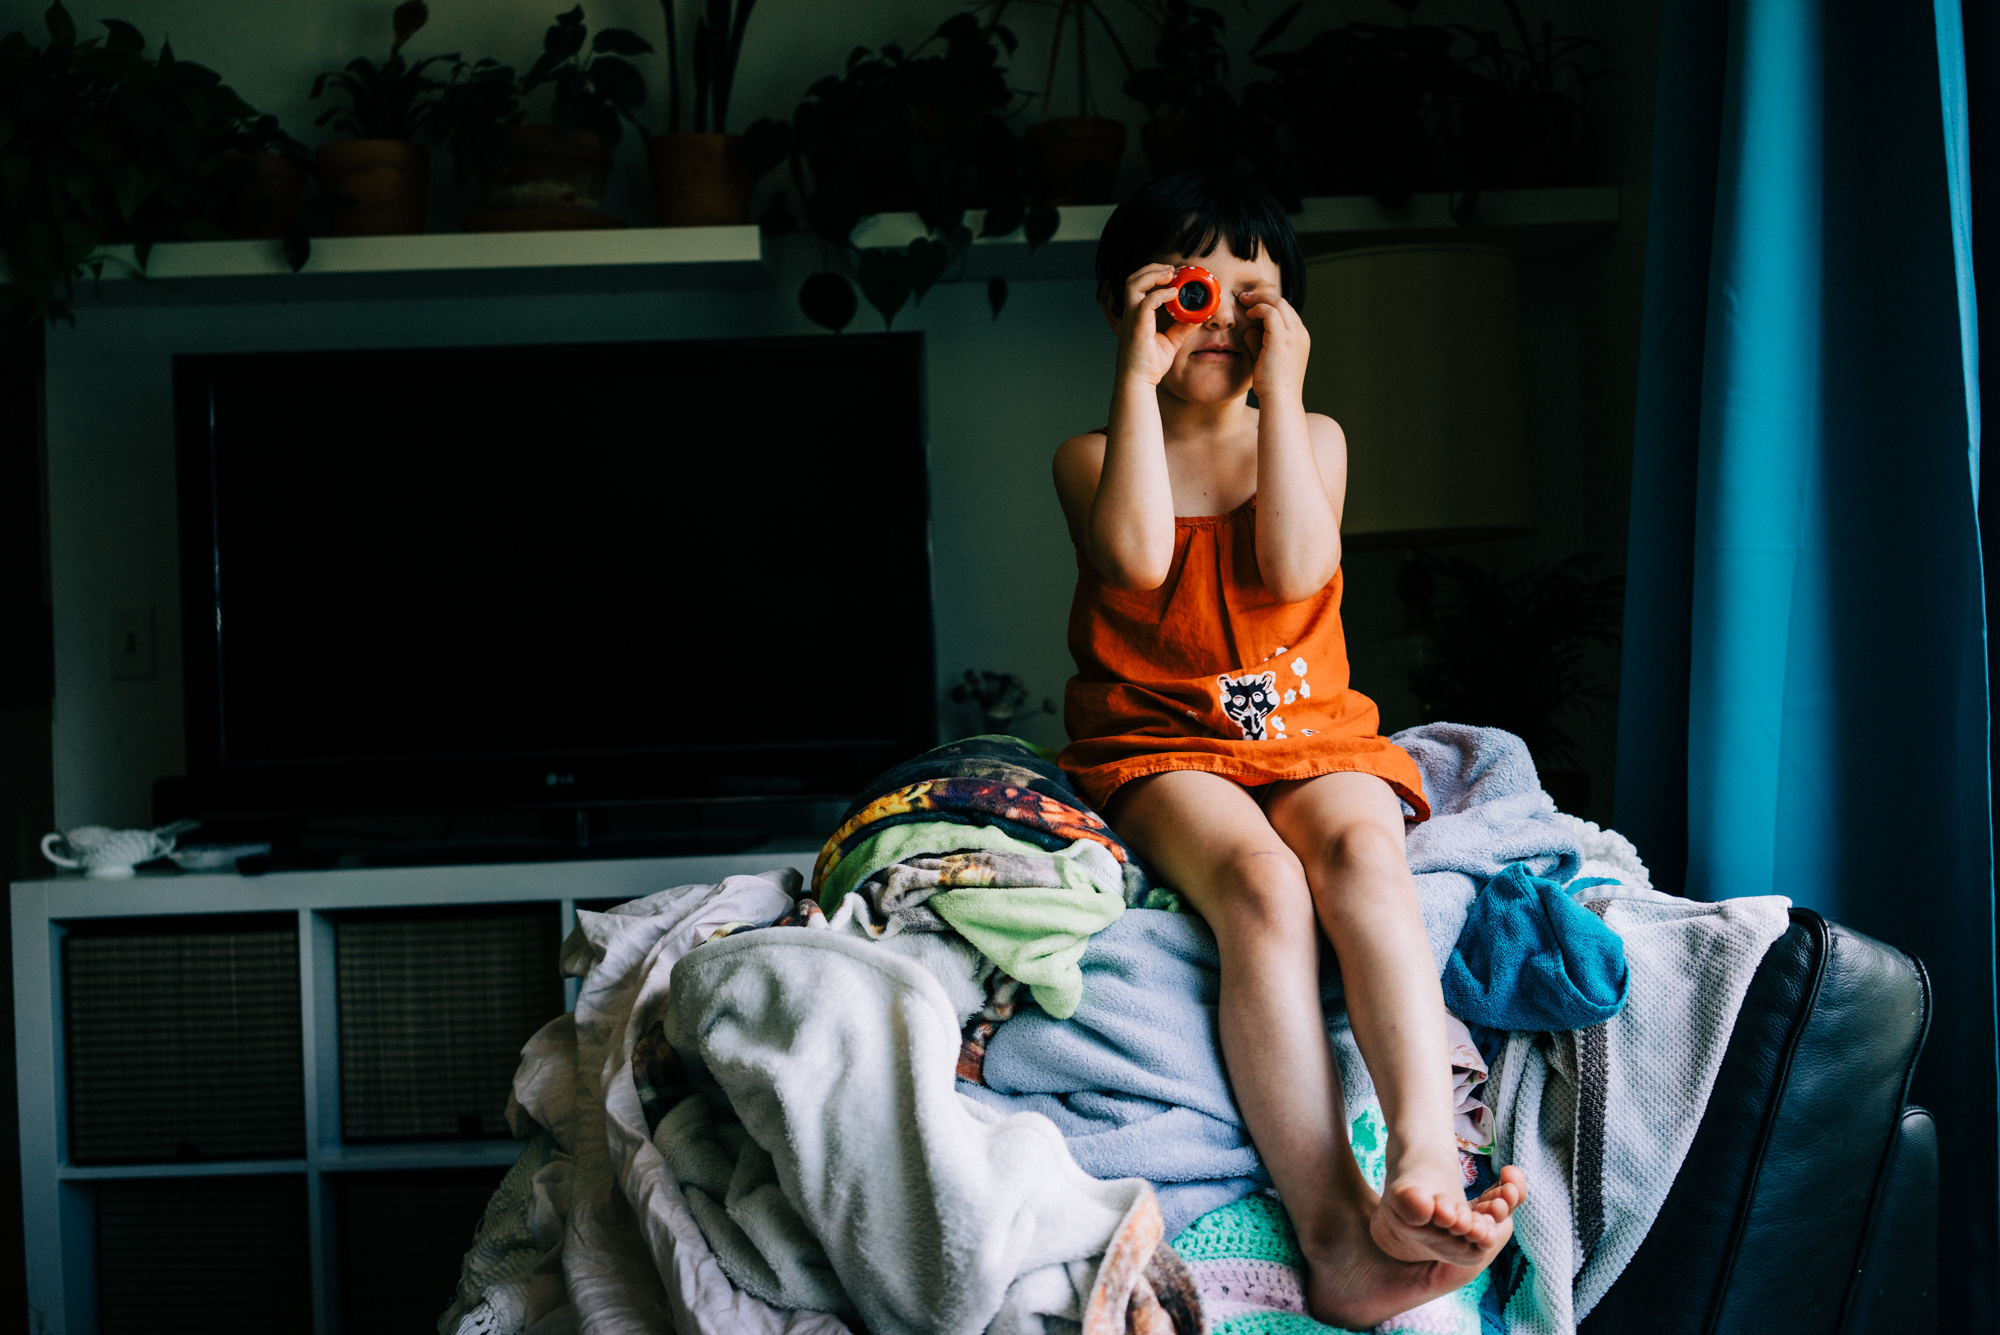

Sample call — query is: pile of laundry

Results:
[439,727,1793,1335]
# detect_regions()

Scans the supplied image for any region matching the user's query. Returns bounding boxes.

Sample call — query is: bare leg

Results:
[1108,771,1521,1327]
[1263,771,1523,1265]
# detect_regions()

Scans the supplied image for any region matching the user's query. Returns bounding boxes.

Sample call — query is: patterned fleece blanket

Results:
[812,735,1153,907]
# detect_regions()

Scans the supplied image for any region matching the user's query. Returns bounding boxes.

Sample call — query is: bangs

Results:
[1094,171,1305,309]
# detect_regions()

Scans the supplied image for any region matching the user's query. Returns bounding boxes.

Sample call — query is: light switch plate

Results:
[108,606,155,680]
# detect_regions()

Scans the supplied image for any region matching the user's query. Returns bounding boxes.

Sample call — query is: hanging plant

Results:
[744,13,1059,332]
[972,0,1149,204]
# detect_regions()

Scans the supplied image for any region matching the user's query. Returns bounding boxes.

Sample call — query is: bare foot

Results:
[1301,1170,1522,1330]
[1371,1158,1524,1265]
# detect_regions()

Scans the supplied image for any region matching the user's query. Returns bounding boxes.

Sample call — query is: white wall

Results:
[11,0,1661,828]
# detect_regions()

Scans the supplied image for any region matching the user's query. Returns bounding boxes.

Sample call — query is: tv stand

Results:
[13,849,818,1334]
[355,827,774,869]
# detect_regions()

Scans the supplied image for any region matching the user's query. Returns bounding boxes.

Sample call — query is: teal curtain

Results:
[1615,0,1995,1324]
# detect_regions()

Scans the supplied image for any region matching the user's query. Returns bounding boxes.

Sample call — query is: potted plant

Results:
[453,6,652,232]
[218,113,313,248]
[0,4,297,332]
[744,13,1057,331]
[1123,0,1229,176]
[310,0,466,236]
[1244,0,1464,207]
[1397,549,1623,814]
[647,0,761,226]
[1449,0,1608,193]
[978,0,1140,204]
[949,670,1056,735]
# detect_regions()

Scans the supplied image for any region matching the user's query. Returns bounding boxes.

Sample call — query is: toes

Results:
[1430,1195,1466,1233]
[1388,1182,1438,1227]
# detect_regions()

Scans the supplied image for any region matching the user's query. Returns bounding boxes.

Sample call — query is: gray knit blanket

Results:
[1372,725,1793,1334]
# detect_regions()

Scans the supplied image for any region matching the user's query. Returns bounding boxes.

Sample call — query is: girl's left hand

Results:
[1244,291,1310,403]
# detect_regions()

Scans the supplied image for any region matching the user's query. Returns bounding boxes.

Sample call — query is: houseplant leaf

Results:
[906,234,948,303]
[591,28,654,57]
[856,246,910,327]
[1023,202,1058,250]
[42,2,74,50]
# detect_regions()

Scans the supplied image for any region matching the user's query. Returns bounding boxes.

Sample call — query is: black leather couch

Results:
[1582,909,1937,1335]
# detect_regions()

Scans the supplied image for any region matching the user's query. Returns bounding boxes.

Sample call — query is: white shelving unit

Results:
[12,851,817,1335]
[6,186,1617,305]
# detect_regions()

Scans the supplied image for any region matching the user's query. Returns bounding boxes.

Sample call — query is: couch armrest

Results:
[1840,1105,1939,1335]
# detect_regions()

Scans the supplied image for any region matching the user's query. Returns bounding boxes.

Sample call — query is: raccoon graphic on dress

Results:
[1058,497,1429,818]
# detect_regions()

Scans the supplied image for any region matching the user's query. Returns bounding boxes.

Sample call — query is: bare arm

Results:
[1053,264,1195,589]
[1245,290,1346,603]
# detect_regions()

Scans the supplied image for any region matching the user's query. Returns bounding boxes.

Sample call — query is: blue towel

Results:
[958,908,1267,1238]
[1443,864,1628,1032]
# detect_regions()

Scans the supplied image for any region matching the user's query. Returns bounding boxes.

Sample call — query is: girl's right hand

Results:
[1114,263,1198,387]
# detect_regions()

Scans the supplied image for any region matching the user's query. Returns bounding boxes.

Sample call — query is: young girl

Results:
[1054,172,1524,1328]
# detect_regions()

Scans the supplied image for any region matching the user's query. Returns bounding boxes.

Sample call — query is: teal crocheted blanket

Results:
[1169,1107,1493,1335]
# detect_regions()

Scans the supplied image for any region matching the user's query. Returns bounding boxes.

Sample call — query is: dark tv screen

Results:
[175,335,934,815]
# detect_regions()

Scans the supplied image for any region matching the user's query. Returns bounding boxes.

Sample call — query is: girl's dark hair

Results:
[1094,170,1305,309]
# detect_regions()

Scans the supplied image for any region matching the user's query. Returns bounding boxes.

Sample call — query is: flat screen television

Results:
[173,334,935,820]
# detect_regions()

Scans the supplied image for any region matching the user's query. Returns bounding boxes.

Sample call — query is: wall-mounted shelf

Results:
[850,185,1622,280]
[5,186,1614,310]
[9,224,773,306]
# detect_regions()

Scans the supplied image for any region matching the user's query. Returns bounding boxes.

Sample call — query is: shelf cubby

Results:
[13,849,818,1334]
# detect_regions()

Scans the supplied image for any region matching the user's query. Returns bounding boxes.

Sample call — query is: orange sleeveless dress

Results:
[1058,498,1430,820]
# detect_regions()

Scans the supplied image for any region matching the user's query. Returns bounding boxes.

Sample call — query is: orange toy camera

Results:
[1164,265,1220,324]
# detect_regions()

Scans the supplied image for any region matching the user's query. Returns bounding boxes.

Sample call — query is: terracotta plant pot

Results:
[646,133,752,227]
[316,139,430,236]
[1026,116,1127,205]
[221,153,307,240]
[461,126,622,232]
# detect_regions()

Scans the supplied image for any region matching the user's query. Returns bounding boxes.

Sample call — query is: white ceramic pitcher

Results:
[41,820,198,878]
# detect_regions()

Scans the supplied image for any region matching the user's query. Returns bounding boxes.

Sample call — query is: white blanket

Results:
[664,922,1159,1335]
[446,820,1789,1335]
[446,870,845,1335]
[448,868,1182,1335]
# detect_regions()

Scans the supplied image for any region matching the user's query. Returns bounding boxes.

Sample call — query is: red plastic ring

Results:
[1164,265,1220,324]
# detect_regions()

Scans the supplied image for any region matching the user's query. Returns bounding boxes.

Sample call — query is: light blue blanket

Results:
[961,723,1585,1238]
[960,908,1257,1238]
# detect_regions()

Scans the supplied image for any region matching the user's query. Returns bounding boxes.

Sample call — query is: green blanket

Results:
[819,820,1124,1019]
